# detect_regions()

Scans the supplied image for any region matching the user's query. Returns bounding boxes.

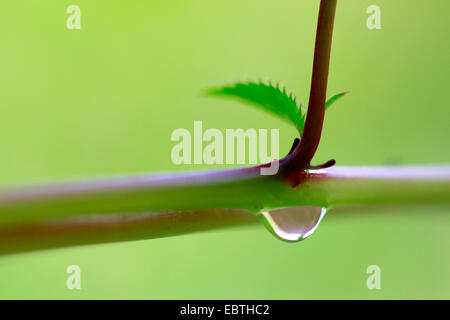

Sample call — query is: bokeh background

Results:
[0,0,449,299]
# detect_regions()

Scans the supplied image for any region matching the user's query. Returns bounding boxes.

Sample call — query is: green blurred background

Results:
[0,0,449,299]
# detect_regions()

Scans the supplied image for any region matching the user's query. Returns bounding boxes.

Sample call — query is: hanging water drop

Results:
[257,206,327,242]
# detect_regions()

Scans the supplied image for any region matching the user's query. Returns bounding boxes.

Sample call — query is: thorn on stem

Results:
[305,159,336,170]
[288,138,301,155]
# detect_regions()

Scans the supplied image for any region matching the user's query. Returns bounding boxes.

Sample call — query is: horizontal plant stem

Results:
[0,165,449,254]
[0,210,258,255]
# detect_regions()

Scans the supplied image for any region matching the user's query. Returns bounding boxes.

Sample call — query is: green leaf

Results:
[326,91,349,110]
[209,81,305,135]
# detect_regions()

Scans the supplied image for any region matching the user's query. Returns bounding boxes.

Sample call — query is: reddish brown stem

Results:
[287,0,338,172]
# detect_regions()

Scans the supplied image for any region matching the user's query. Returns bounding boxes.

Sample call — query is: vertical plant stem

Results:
[289,0,338,170]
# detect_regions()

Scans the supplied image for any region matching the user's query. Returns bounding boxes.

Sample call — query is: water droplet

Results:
[257,206,327,242]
